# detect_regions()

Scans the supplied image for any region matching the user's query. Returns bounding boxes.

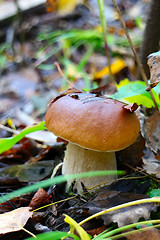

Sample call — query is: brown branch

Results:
[54,61,75,89]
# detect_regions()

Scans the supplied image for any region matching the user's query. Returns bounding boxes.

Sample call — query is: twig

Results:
[54,62,75,89]
[32,194,78,212]
[124,162,160,183]
[112,0,159,111]
[0,124,19,135]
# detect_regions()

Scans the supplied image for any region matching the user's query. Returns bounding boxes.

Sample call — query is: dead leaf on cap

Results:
[146,51,160,91]
[123,103,139,112]
[49,87,83,105]
[0,207,33,234]
[126,226,160,240]
[63,87,83,95]
[89,83,117,96]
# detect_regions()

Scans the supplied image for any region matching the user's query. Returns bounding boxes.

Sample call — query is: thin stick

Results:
[22,227,36,238]
[54,61,75,89]
[0,124,19,135]
[112,0,159,111]
[124,162,160,184]
[32,194,78,212]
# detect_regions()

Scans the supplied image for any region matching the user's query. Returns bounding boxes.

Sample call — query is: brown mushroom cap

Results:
[45,93,140,152]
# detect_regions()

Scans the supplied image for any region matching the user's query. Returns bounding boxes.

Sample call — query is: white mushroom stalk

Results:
[63,142,117,191]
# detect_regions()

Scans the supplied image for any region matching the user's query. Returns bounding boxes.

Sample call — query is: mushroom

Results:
[45,92,140,192]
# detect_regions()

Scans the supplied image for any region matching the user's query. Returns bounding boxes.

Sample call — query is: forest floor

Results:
[1,1,160,239]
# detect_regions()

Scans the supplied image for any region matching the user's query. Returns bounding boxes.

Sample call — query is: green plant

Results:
[110,79,160,109]
[26,230,80,240]
[36,26,141,90]
[0,121,46,154]
[25,198,160,240]
[0,170,123,204]
[0,43,11,69]
[148,188,160,198]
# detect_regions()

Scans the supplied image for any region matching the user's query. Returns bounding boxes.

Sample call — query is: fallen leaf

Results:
[84,190,156,227]
[94,59,126,80]
[142,111,160,154]
[0,195,31,214]
[0,207,32,234]
[146,51,160,91]
[0,137,38,165]
[123,103,139,112]
[87,225,107,237]
[29,188,50,210]
[46,0,83,15]
[126,227,160,240]
[0,160,55,182]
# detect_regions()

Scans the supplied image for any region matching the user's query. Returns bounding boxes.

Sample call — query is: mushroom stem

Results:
[62,142,117,192]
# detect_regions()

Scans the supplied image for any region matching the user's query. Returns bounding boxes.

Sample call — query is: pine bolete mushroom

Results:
[45,92,140,192]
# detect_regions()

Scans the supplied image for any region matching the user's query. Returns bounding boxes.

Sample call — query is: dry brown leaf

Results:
[123,103,139,112]
[87,225,107,237]
[143,111,160,154]
[146,52,160,91]
[0,207,33,234]
[126,227,160,240]
[29,188,50,210]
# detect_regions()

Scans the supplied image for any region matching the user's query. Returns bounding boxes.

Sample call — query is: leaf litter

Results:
[1,0,160,239]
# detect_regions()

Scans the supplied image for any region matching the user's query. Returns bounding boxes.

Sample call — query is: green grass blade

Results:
[0,170,124,203]
[93,219,160,239]
[26,230,80,240]
[0,121,46,154]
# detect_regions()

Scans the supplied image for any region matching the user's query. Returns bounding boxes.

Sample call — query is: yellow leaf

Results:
[115,78,130,88]
[46,0,84,15]
[94,58,126,80]
[64,214,90,240]
[58,0,83,15]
